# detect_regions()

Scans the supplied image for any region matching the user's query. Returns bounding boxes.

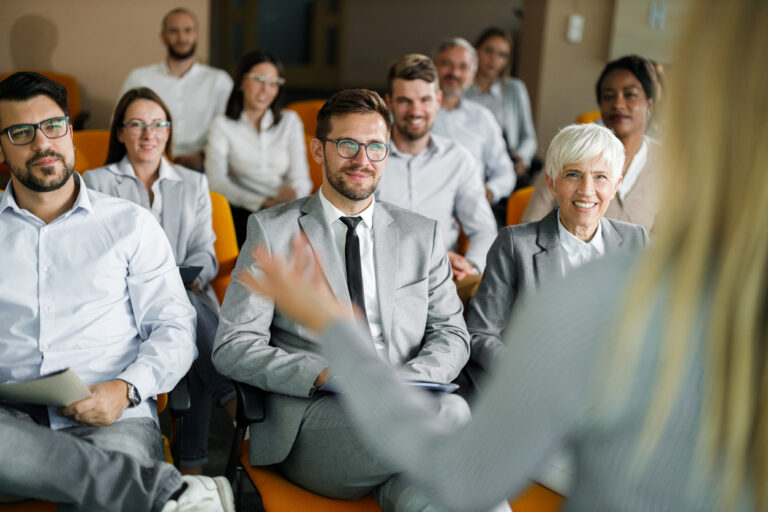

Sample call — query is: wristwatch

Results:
[124,381,141,408]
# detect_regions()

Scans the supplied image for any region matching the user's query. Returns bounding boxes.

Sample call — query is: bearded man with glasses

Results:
[0,72,234,512]
[213,89,474,511]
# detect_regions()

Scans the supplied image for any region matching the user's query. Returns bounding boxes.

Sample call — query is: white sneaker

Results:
[161,475,235,512]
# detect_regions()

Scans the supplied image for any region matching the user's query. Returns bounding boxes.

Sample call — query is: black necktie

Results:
[339,216,368,320]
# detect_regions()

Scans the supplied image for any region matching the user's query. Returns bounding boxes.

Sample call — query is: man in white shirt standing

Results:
[375,54,497,301]
[120,8,233,171]
[430,37,516,219]
[0,72,233,511]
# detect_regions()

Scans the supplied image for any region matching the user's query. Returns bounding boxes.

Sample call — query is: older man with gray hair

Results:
[430,37,515,215]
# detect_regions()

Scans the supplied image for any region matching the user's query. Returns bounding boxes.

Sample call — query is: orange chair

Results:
[0,71,89,129]
[510,483,565,511]
[226,382,380,511]
[73,130,110,173]
[285,99,326,137]
[575,110,601,124]
[506,186,534,226]
[304,134,323,193]
[209,191,240,304]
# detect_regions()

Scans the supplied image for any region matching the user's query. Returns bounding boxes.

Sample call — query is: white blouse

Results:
[205,109,312,211]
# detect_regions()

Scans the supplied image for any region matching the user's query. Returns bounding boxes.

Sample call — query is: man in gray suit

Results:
[213,89,472,509]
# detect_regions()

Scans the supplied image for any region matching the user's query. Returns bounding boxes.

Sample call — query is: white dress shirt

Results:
[205,110,312,211]
[557,209,606,276]
[617,136,650,200]
[318,188,386,358]
[120,60,233,156]
[375,134,497,271]
[431,97,516,201]
[466,78,538,166]
[0,175,197,429]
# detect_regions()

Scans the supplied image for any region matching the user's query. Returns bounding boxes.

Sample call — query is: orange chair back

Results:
[0,71,82,123]
[509,483,565,512]
[73,130,110,172]
[210,191,239,304]
[506,186,534,226]
[304,134,322,193]
[285,99,326,137]
[575,110,601,124]
[239,441,380,511]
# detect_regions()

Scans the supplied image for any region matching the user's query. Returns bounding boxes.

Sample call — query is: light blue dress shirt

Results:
[375,134,497,271]
[431,97,516,202]
[0,175,197,429]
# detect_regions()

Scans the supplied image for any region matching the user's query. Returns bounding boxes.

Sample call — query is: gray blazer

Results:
[82,157,219,311]
[466,208,649,372]
[212,192,470,465]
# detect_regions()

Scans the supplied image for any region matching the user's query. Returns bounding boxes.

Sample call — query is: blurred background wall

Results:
[0,0,691,155]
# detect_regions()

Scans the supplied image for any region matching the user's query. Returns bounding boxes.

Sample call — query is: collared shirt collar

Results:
[557,208,605,257]
[160,59,199,79]
[318,187,375,231]
[239,108,275,132]
[389,133,444,160]
[116,156,182,183]
[1,172,93,220]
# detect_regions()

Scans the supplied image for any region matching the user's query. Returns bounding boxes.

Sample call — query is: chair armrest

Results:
[168,374,191,417]
[234,381,266,425]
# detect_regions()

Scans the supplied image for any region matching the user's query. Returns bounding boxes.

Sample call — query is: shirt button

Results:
[42,227,48,233]
[42,305,50,312]
[40,344,47,351]
[41,265,49,272]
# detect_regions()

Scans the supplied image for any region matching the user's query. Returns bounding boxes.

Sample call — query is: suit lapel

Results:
[159,178,183,254]
[601,218,624,255]
[372,204,397,345]
[533,209,563,288]
[298,194,351,303]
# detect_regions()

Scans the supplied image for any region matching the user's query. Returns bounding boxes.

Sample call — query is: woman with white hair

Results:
[234,0,767,508]
[465,122,648,380]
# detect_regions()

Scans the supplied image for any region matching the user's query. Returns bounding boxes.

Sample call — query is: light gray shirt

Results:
[432,98,516,202]
[466,78,538,166]
[375,135,497,271]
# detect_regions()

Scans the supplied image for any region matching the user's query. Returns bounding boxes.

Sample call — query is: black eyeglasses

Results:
[0,116,70,146]
[319,138,389,162]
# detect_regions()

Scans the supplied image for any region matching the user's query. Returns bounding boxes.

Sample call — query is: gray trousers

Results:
[277,392,473,512]
[0,404,183,512]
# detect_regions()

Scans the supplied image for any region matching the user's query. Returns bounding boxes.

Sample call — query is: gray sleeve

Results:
[180,173,219,288]
[466,228,519,371]
[401,221,470,383]
[213,213,327,396]
[320,257,619,511]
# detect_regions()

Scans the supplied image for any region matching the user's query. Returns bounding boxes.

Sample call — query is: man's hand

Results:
[173,153,205,171]
[511,151,526,177]
[485,187,494,204]
[262,185,298,209]
[184,279,201,294]
[447,251,477,281]
[59,380,130,427]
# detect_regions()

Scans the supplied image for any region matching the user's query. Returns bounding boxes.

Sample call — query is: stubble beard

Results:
[12,150,74,192]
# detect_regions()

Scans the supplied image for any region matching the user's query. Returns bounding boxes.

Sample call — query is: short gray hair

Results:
[435,37,477,70]
[545,123,625,183]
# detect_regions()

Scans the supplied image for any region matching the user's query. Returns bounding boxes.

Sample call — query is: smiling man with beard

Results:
[213,89,479,511]
[375,54,497,298]
[120,8,232,171]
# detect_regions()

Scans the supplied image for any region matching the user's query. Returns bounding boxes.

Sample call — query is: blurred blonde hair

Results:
[616,0,768,507]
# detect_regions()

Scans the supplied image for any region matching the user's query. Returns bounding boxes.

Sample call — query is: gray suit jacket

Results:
[466,208,649,372]
[82,157,219,311]
[213,192,470,465]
